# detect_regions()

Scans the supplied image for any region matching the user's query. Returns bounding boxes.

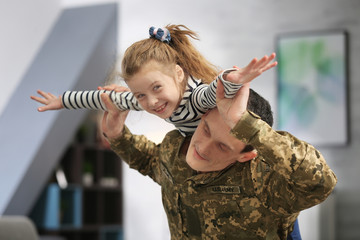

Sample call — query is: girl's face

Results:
[127,61,185,119]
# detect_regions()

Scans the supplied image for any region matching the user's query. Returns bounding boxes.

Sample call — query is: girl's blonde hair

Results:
[120,24,219,87]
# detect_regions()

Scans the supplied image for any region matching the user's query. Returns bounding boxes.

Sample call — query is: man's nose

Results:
[198,139,213,155]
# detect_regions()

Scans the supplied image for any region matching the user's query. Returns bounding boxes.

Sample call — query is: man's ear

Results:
[237,150,257,163]
[175,64,185,83]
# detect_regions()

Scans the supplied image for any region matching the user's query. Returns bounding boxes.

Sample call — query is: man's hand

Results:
[216,81,250,129]
[225,53,277,84]
[101,85,130,140]
[98,84,130,92]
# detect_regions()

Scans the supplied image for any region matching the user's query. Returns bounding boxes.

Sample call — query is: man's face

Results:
[186,108,247,172]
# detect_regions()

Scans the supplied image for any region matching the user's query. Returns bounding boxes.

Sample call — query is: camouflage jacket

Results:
[109,111,337,240]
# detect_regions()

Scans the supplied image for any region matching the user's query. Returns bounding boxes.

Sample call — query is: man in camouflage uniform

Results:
[101,82,337,240]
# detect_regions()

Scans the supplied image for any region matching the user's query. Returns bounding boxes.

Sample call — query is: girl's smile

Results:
[154,103,167,114]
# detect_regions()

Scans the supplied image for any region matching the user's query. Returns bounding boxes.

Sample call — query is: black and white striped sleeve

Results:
[62,90,143,111]
[218,68,243,98]
[190,68,243,111]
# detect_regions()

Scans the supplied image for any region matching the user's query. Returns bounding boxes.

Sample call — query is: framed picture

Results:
[276,30,349,146]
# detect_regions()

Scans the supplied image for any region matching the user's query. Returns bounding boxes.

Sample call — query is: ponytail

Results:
[121,24,219,85]
[166,24,219,84]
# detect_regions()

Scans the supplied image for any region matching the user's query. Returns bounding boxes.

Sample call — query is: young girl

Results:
[31,24,277,136]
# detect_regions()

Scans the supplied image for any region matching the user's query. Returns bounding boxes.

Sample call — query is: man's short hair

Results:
[241,89,273,153]
[247,89,273,127]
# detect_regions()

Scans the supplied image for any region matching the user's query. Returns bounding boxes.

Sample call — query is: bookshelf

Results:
[29,115,123,240]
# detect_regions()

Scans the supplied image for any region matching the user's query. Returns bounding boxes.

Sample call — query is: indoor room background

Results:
[1,0,359,239]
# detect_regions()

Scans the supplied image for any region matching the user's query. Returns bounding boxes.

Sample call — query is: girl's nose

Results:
[147,95,158,107]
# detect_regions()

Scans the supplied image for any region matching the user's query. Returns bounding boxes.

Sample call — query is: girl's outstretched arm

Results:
[225,53,278,84]
[30,90,63,112]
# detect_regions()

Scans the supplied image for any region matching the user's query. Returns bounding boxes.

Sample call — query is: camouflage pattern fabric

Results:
[110,111,337,239]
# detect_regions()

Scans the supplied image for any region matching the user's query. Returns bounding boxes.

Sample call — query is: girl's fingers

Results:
[37,90,49,98]
[254,53,276,69]
[246,58,258,69]
[48,93,57,98]
[38,106,49,112]
[30,95,48,105]
[263,61,278,72]
[36,89,57,100]
[254,55,269,68]
[261,53,276,68]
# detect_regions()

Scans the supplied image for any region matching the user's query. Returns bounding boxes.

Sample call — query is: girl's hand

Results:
[225,53,277,84]
[30,90,63,112]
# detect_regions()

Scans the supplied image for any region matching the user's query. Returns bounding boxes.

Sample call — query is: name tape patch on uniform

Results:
[207,185,241,194]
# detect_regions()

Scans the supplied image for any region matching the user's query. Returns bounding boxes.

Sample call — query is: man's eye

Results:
[218,143,229,152]
[203,127,210,136]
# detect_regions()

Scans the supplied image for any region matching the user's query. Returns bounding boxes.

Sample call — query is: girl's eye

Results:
[136,94,145,99]
[153,85,161,91]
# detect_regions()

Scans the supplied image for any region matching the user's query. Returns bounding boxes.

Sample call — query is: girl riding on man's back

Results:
[31,24,277,136]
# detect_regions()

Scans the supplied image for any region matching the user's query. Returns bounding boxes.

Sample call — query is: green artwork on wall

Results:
[277,30,348,146]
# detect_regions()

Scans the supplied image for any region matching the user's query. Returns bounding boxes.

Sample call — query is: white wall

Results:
[0,0,62,214]
[0,0,61,117]
[0,0,117,116]
[0,2,118,216]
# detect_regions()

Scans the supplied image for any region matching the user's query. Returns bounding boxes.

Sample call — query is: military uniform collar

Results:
[187,163,237,185]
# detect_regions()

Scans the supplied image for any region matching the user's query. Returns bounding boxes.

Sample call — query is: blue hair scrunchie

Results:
[149,26,171,44]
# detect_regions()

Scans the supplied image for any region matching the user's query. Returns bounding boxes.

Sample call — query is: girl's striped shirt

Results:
[62,69,241,136]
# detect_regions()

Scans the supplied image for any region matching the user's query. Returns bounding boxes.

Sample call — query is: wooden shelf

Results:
[29,142,123,240]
